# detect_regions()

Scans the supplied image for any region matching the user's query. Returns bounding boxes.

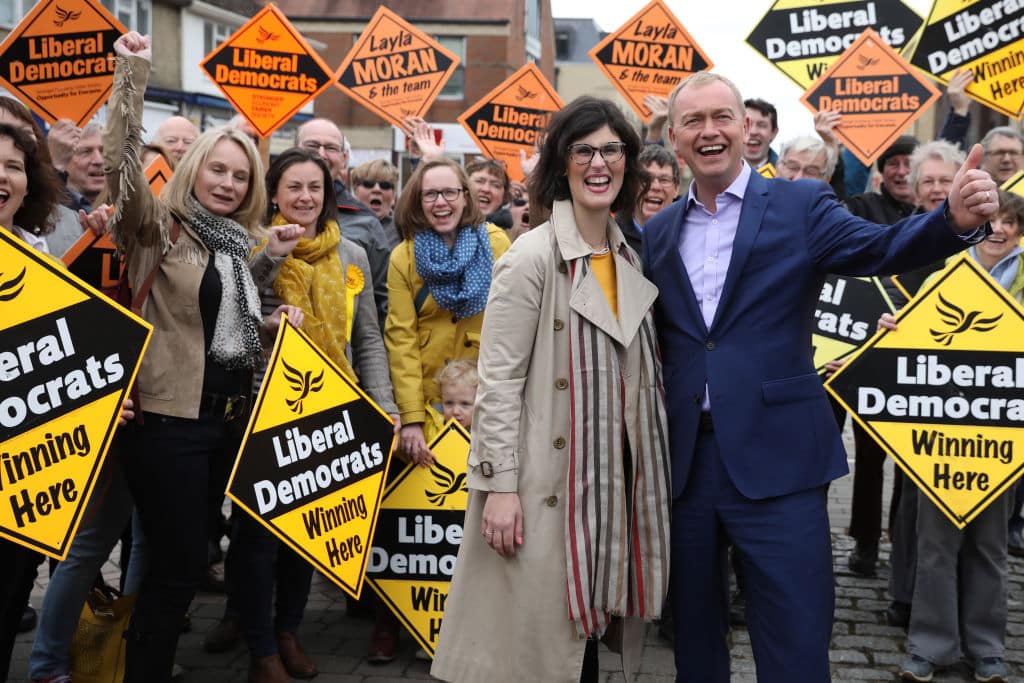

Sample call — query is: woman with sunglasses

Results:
[432,96,671,683]
[351,159,400,249]
[374,157,509,660]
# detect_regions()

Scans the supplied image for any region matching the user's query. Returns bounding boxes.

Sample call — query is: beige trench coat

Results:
[431,200,664,682]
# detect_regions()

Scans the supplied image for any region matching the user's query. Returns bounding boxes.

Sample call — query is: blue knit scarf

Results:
[414,225,493,319]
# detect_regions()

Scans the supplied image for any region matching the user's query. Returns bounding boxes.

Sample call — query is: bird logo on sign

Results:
[856,54,879,70]
[929,294,1002,346]
[257,26,280,44]
[53,6,81,27]
[515,85,538,102]
[425,460,467,507]
[0,267,26,301]
[282,358,324,414]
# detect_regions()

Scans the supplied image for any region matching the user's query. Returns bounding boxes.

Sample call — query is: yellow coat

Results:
[384,224,510,425]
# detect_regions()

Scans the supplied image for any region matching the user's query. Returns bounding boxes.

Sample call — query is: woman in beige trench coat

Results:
[431,97,672,683]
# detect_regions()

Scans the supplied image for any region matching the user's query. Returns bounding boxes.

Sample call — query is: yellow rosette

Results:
[345,264,365,342]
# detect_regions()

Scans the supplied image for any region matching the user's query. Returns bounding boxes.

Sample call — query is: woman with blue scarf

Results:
[375,157,509,660]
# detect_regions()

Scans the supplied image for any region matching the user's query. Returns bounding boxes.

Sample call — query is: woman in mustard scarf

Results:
[229,148,398,683]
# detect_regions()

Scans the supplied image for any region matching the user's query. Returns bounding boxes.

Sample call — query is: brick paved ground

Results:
[8,426,1024,682]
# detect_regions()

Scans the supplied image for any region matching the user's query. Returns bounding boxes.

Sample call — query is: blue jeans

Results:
[230,513,314,657]
[28,446,146,679]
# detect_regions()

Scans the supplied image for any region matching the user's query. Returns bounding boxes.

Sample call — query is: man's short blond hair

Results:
[667,72,745,123]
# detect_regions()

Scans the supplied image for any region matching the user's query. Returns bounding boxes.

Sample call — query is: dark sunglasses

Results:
[511,198,528,207]
[358,179,394,191]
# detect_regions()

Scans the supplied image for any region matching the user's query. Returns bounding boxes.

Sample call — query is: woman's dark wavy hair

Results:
[528,96,649,222]
[264,147,339,234]
[0,122,62,236]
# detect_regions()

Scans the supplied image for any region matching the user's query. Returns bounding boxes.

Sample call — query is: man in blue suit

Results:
[641,72,999,683]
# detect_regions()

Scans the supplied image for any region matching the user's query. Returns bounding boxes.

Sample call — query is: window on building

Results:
[0,0,24,28]
[101,0,151,33]
[204,20,234,55]
[436,36,465,99]
[555,29,572,61]
[525,0,541,41]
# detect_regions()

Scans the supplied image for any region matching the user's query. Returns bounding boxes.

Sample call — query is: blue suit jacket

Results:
[642,173,975,500]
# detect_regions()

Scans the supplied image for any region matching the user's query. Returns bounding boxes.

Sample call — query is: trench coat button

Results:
[555,378,568,390]
[558,261,568,274]
[705,340,715,351]
[553,437,566,449]
[546,495,558,507]
[553,319,564,331]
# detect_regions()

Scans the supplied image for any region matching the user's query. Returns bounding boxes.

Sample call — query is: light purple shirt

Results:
[678,161,752,410]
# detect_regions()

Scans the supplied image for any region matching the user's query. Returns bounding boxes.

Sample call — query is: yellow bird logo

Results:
[0,267,26,302]
[281,358,324,414]
[257,26,280,44]
[929,294,1002,346]
[53,6,81,27]
[425,460,467,507]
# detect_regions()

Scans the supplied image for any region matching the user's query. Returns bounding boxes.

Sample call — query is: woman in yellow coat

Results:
[384,158,510,465]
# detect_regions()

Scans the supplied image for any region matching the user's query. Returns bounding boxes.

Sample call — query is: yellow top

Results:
[590,251,617,318]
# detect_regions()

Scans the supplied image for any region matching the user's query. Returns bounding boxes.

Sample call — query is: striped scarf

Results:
[565,245,671,638]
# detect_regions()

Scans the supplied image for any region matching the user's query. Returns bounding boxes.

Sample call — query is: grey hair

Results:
[908,139,965,190]
[778,135,835,179]
[981,126,1024,150]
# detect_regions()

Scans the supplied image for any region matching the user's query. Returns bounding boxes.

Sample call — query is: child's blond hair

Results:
[436,359,479,393]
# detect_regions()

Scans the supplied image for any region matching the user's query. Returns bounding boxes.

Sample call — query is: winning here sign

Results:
[0,227,151,559]
[227,318,395,598]
[826,254,1024,528]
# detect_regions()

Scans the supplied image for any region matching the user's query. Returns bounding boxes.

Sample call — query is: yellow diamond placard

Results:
[909,0,1024,119]
[746,0,924,90]
[199,3,335,138]
[1003,170,1024,198]
[813,275,895,373]
[757,162,777,179]
[367,421,470,657]
[801,28,940,167]
[588,0,712,119]
[334,7,460,130]
[457,63,563,182]
[0,0,126,126]
[226,319,395,598]
[826,254,1024,528]
[0,227,151,559]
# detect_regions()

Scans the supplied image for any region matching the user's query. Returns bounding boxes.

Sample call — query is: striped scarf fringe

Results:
[564,246,671,639]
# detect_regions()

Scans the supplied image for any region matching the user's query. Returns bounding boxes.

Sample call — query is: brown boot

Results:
[247,654,291,683]
[276,631,318,679]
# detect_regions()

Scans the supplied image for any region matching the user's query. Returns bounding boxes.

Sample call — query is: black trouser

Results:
[121,413,241,682]
[849,422,890,547]
[579,637,598,683]
[0,540,42,679]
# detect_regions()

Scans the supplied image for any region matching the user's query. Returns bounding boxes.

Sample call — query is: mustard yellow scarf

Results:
[271,216,356,380]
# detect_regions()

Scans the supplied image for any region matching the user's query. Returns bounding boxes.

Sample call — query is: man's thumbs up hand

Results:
[947,143,998,233]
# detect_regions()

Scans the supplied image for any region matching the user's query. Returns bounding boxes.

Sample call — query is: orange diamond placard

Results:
[334,7,460,130]
[801,28,939,167]
[199,3,334,138]
[0,0,126,126]
[589,0,713,119]
[457,63,563,182]
[144,154,174,198]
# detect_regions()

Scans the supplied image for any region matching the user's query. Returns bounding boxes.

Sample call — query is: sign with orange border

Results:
[334,7,460,130]
[226,318,396,598]
[144,154,174,198]
[746,0,924,91]
[588,0,712,119]
[199,3,334,139]
[367,420,470,658]
[909,0,1024,119]
[0,226,151,559]
[801,28,940,167]
[826,254,1024,528]
[458,63,563,182]
[0,0,126,126]
[61,231,123,293]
